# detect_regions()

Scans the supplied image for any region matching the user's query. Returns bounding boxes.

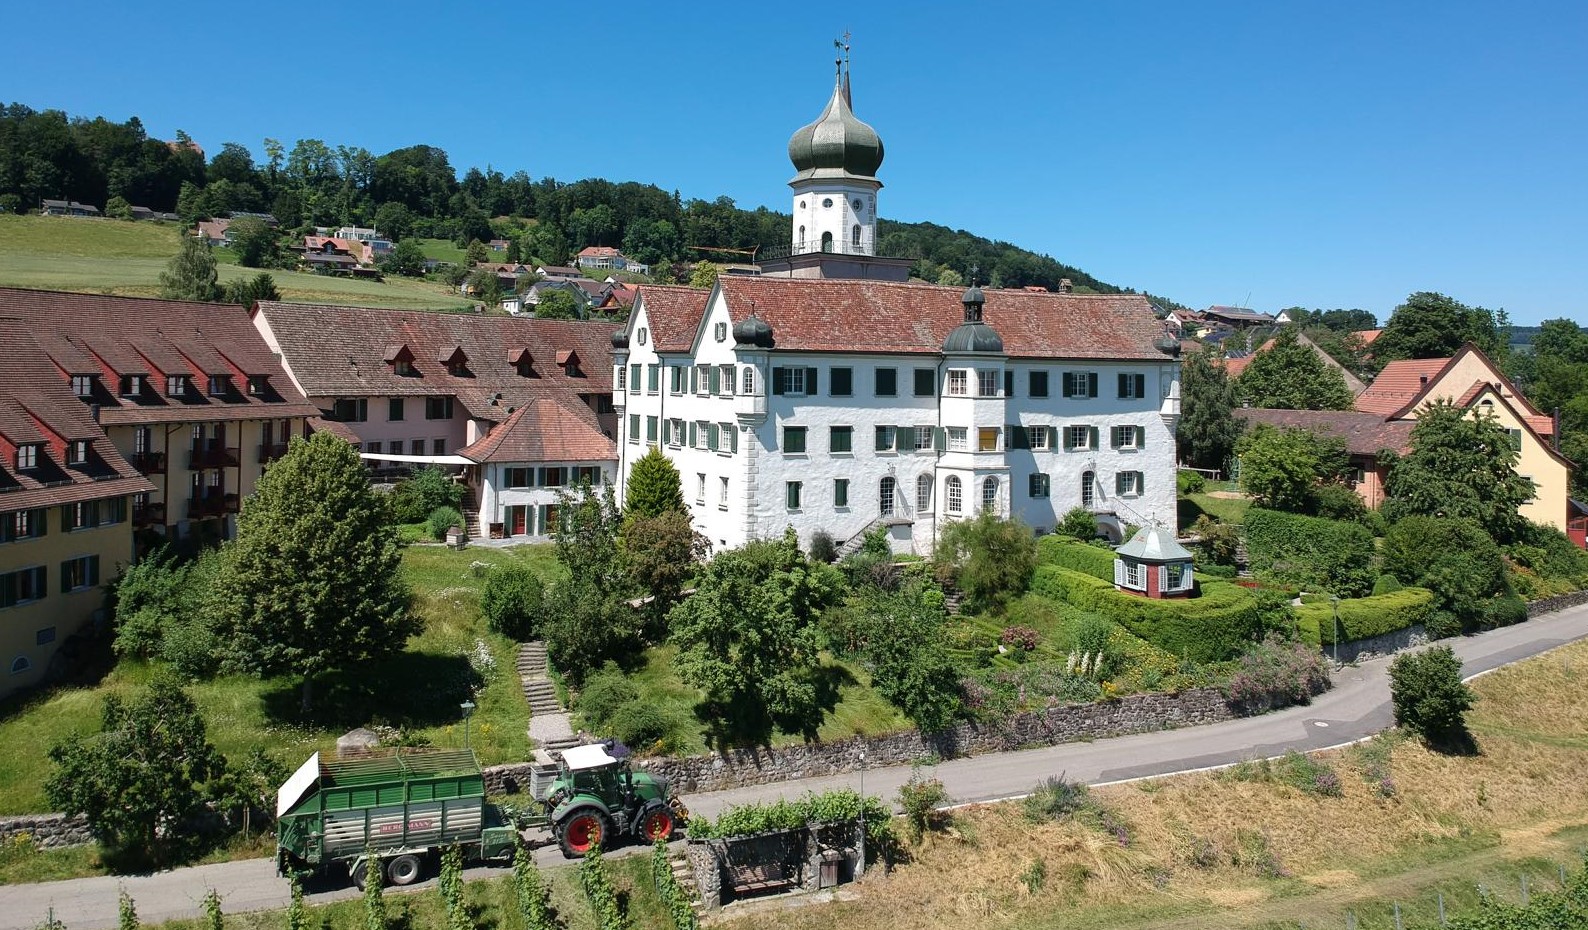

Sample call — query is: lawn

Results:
[1184,490,1251,525]
[0,215,477,312]
[0,543,562,817]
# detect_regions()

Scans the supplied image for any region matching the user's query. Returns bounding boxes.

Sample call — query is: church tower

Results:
[761,40,912,281]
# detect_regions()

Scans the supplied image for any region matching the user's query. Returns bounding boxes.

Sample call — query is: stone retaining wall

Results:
[1335,623,1430,664]
[0,813,92,850]
[1527,589,1588,618]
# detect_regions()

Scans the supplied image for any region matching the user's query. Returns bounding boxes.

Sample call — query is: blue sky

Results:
[5,1,1585,324]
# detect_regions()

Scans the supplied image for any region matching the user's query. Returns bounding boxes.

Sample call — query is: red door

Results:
[509,506,527,536]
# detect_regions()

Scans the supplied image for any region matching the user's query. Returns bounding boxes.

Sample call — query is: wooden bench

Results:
[729,862,795,895]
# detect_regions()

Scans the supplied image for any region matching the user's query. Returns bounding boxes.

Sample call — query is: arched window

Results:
[798,225,806,250]
[820,231,834,252]
[945,476,963,514]
[916,473,933,512]
[880,476,896,515]
[851,224,862,249]
[981,477,999,514]
[741,367,755,395]
[9,656,30,674]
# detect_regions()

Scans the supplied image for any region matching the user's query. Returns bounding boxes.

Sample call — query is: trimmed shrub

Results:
[1036,536,1117,581]
[1030,565,1264,662]
[1057,506,1100,541]
[807,530,837,564]
[1310,482,1367,523]
[1481,594,1528,630]
[1292,588,1437,647]
[1177,470,1206,494]
[427,506,463,541]
[1383,516,1508,625]
[1243,508,1377,597]
[1371,574,1404,596]
[1389,645,1475,751]
[481,564,545,640]
[389,467,464,523]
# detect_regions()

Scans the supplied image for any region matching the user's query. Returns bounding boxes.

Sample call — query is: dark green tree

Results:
[1374,291,1503,361]
[380,239,427,277]
[465,239,489,264]
[1382,516,1509,626]
[543,483,639,683]
[1236,425,1349,513]
[372,202,415,242]
[1236,328,1356,410]
[532,288,583,320]
[159,234,221,302]
[46,676,225,864]
[481,563,545,641]
[934,512,1038,614]
[621,509,708,635]
[623,447,685,521]
[211,432,416,710]
[688,261,721,289]
[844,582,963,731]
[1388,645,1475,752]
[1383,400,1535,542]
[1177,349,1242,471]
[669,530,843,745]
[228,216,280,268]
[465,268,503,306]
[222,272,280,308]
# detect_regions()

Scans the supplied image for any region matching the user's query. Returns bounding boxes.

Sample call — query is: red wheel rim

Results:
[644,810,674,840]
[567,814,602,853]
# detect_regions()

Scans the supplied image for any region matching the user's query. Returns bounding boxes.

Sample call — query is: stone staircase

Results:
[668,850,705,917]
[835,514,912,559]
[459,485,482,539]
[943,590,965,616]
[518,642,581,757]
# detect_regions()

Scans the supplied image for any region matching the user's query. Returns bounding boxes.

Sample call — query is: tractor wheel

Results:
[640,807,675,841]
[387,854,424,886]
[558,809,609,858]
[349,860,371,890]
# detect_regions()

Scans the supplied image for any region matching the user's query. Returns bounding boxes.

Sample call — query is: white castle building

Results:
[613,55,1181,554]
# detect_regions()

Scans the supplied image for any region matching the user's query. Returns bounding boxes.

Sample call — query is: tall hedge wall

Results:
[1243,508,1377,598]
[1030,565,1265,663]
[1292,587,1437,647]
[1036,536,1118,581]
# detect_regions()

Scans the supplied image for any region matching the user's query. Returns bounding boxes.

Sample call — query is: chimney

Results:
[1059,278,1073,293]
[1418,375,1429,386]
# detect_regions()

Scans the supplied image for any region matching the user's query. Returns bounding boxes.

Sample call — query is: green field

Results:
[0,215,475,311]
[0,543,562,817]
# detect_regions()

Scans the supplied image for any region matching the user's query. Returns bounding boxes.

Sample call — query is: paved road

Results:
[4,604,1584,930]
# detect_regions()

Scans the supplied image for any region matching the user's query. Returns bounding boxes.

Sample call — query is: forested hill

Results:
[0,102,1185,309]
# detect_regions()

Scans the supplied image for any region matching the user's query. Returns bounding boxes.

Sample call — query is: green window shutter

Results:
[629,364,640,390]
[628,413,639,441]
[709,366,721,394]
[806,367,819,395]
[875,427,889,451]
[1004,371,1015,397]
[894,426,908,451]
[1089,426,1100,450]
[689,421,698,447]
[1117,373,1128,398]
[1115,473,1126,495]
[771,367,785,395]
[729,425,738,453]
[708,424,719,451]
[1087,372,1099,398]
[1063,427,1075,451]
[832,367,852,396]
[1110,426,1121,449]
[1134,374,1145,398]
[1010,424,1029,449]
[934,427,947,451]
[914,368,935,396]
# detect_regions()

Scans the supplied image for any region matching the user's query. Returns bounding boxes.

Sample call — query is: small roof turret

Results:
[732,314,775,349]
[942,279,1003,353]
[610,329,629,350]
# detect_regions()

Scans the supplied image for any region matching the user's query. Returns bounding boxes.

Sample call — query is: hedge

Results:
[1243,508,1377,598]
[1036,536,1118,581]
[1030,565,1265,662]
[1292,587,1437,648]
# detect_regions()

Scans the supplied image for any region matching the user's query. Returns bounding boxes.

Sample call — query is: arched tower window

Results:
[851,224,862,249]
[981,477,999,514]
[741,367,756,395]
[798,225,806,250]
[945,476,963,515]
[916,474,933,511]
[1081,471,1097,509]
[879,476,896,515]
[821,231,834,252]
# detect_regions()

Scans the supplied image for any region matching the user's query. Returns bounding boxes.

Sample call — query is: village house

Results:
[0,288,322,547]
[40,200,101,218]
[1235,408,1412,509]
[613,60,1180,555]
[459,398,616,539]
[576,246,650,277]
[196,218,232,246]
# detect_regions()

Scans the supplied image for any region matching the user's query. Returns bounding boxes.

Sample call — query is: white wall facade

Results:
[477,461,611,538]
[616,289,1180,557]
[790,179,879,255]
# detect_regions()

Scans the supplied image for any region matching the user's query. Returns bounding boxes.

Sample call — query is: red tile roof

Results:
[0,287,320,428]
[1354,358,1452,415]
[0,319,155,510]
[635,285,711,353]
[458,398,615,464]
[705,278,1165,359]
[577,246,621,258]
[1355,328,1383,346]
[1235,408,1414,456]
[254,302,617,423]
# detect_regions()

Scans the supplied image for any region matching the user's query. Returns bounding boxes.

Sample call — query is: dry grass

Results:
[723,638,1588,930]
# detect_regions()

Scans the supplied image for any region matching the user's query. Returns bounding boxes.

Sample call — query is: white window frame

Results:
[719,476,729,509]
[914,426,934,451]
[947,427,968,451]
[696,473,706,504]
[981,477,999,514]
[779,367,807,395]
[1067,425,1093,451]
[947,369,969,396]
[945,476,963,514]
[978,369,1000,397]
[1029,427,1050,450]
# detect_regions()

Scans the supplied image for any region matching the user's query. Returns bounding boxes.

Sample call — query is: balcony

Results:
[257,442,289,464]
[188,440,241,470]
[187,492,240,519]
[132,502,167,527]
[131,451,166,475]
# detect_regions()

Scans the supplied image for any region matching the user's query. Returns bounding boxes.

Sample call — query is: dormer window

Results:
[395,359,414,376]
[438,346,469,376]
[70,375,95,398]
[557,350,583,378]
[247,375,268,396]
[67,440,89,465]
[165,374,187,397]
[508,348,538,378]
[207,374,230,397]
[119,374,145,397]
[15,444,39,470]
[384,344,416,376]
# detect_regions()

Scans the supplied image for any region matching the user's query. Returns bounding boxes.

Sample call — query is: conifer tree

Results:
[159,235,221,302]
[623,447,685,521]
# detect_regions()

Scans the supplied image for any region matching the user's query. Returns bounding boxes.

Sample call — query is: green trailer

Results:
[276,748,517,887]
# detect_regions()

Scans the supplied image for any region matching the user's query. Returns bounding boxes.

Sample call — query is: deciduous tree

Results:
[380,239,427,277]
[1374,291,1503,362]
[621,509,708,635]
[1237,328,1356,410]
[542,483,640,683]
[46,676,225,864]
[532,288,582,320]
[211,432,415,709]
[1236,425,1349,513]
[1383,400,1534,542]
[160,235,221,302]
[934,512,1037,614]
[844,582,963,731]
[228,216,280,268]
[1177,349,1242,471]
[1389,646,1475,752]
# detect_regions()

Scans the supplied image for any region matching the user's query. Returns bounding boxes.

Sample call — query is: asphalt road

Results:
[4,603,1584,930]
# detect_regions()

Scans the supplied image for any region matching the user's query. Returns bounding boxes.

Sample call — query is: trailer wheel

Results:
[641,807,675,841]
[350,860,372,890]
[558,810,609,858]
[387,854,423,886]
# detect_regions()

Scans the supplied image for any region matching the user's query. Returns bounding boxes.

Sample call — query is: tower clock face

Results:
[822,198,834,208]
[852,199,863,211]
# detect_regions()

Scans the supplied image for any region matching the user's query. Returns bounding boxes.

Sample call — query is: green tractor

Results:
[542,743,687,857]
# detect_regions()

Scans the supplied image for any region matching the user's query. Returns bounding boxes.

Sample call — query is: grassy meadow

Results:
[0,215,475,311]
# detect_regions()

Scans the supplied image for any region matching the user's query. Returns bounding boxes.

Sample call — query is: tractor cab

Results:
[543,741,687,857]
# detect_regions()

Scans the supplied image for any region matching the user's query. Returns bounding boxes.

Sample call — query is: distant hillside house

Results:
[232,211,279,227]
[576,246,649,276]
[196,218,232,247]
[1202,306,1275,328]
[40,200,100,218]
[537,265,584,279]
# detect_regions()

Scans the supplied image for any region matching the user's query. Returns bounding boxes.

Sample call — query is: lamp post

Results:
[460,700,476,750]
[1330,595,1341,668]
[858,747,867,799]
